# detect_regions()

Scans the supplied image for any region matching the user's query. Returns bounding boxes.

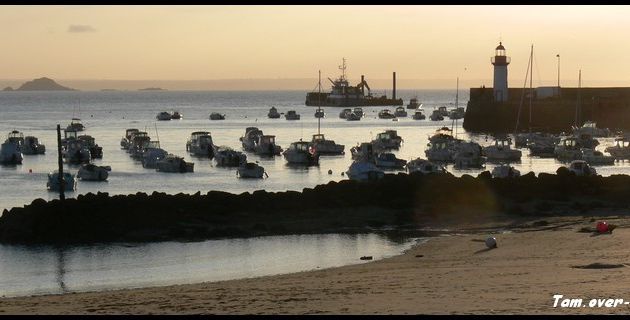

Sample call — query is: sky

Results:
[1,5,630,90]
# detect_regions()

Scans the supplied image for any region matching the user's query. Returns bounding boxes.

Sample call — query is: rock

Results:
[16,77,75,91]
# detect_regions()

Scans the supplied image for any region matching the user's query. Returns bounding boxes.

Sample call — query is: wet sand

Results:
[2,215,630,314]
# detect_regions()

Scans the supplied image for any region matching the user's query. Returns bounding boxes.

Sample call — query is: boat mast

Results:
[513,44,532,134]
[318,70,321,135]
[528,44,533,134]
[56,124,65,201]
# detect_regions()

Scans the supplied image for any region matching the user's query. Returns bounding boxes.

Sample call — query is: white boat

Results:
[491,164,521,178]
[567,160,597,176]
[374,152,407,170]
[237,162,268,179]
[309,134,344,155]
[424,127,461,162]
[412,110,426,120]
[171,111,183,120]
[580,148,615,166]
[268,107,281,119]
[339,108,352,119]
[554,136,582,161]
[156,154,194,173]
[63,138,91,164]
[483,137,522,162]
[214,147,247,167]
[453,141,485,169]
[209,112,226,120]
[126,131,149,153]
[572,121,610,138]
[22,136,46,155]
[66,118,85,131]
[156,112,172,121]
[5,130,24,147]
[353,107,364,118]
[407,97,421,109]
[77,164,111,181]
[394,106,408,117]
[314,108,325,118]
[283,141,319,165]
[285,110,300,120]
[47,171,77,191]
[120,128,139,149]
[0,140,23,165]
[130,137,156,160]
[574,131,599,149]
[371,130,403,150]
[378,109,396,119]
[350,142,376,161]
[186,131,216,157]
[406,158,446,175]
[430,110,444,121]
[346,160,385,181]
[605,135,630,160]
[142,146,169,169]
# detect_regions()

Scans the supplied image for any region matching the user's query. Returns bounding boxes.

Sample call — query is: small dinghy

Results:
[237,162,268,179]
[77,164,111,181]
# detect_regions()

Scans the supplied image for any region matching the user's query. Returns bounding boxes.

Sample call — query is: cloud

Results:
[67,25,96,33]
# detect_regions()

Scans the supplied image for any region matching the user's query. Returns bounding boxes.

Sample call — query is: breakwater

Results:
[2,169,630,245]
[463,87,630,133]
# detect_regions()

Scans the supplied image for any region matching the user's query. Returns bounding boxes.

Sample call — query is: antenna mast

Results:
[528,44,533,133]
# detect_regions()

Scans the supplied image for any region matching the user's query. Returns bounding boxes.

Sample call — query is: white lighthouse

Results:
[491,42,510,102]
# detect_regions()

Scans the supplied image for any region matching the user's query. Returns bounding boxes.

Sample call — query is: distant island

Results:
[2,87,13,91]
[14,77,75,91]
[101,89,119,92]
[139,87,166,91]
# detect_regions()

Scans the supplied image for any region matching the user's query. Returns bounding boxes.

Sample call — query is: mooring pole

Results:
[56,124,65,200]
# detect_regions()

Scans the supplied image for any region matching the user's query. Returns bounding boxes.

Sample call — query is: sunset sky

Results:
[2,5,629,89]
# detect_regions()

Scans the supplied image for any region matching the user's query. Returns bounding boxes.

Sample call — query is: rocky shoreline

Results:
[1,169,629,245]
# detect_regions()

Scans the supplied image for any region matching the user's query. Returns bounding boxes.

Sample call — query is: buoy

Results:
[596,221,609,233]
[485,237,497,248]
[328,169,332,175]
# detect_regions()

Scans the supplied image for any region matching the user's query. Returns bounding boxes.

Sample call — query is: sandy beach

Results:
[1,215,630,314]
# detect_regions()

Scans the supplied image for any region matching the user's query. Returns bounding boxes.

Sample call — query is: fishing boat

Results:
[580,148,615,166]
[22,136,46,155]
[566,160,597,176]
[483,136,522,162]
[240,127,264,151]
[214,147,247,167]
[142,145,169,169]
[66,118,85,131]
[554,136,582,161]
[0,140,23,165]
[186,131,216,158]
[346,113,361,121]
[285,110,300,120]
[393,106,408,117]
[77,164,111,181]
[254,135,282,156]
[378,109,396,119]
[425,127,460,162]
[453,141,485,169]
[63,138,91,164]
[314,108,325,118]
[371,130,403,150]
[309,134,344,155]
[47,171,77,191]
[120,129,139,149]
[236,162,268,179]
[283,141,319,165]
[156,154,194,173]
[437,106,449,117]
[429,110,444,121]
[350,142,376,161]
[268,107,281,119]
[339,108,352,119]
[491,164,521,178]
[209,112,226,120]
[5,130,24,147]
[78,135,103,159]
[353,107,364,118]
[412,110,426,120]
[407,97,421,109]
[605,135,630,160]
[346,160,385,181]
[374,152,407,170]
[171,111,183,120]
[156,112,172,121]
[305,58,402,107]
[448,107,465,120]
[405,158,446,175]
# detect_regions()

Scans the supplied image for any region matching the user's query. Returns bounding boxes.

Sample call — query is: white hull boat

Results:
[346,161,385,181]
[78,164,111,181]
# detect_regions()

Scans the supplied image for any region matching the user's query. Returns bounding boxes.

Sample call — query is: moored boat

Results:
[66,118,85,131]
[268,107,281,119]
[491,164,521,178]
[209,112,226,120]
[237,162,268,179]
[77,163,111,181]
[22,136,46,155]
[285,110,300,120]
[393,106,407,117]
[309,134,344,155]
[346,160,385,181]
[156,154,194,173]
[47,171,77,191]
[283,141,319,165]
[406,158,446,174]
[156,112,172,121]
[214,147,247,167]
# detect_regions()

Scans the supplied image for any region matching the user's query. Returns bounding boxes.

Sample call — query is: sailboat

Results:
[66,100,85,132]
[308,70,344,155]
